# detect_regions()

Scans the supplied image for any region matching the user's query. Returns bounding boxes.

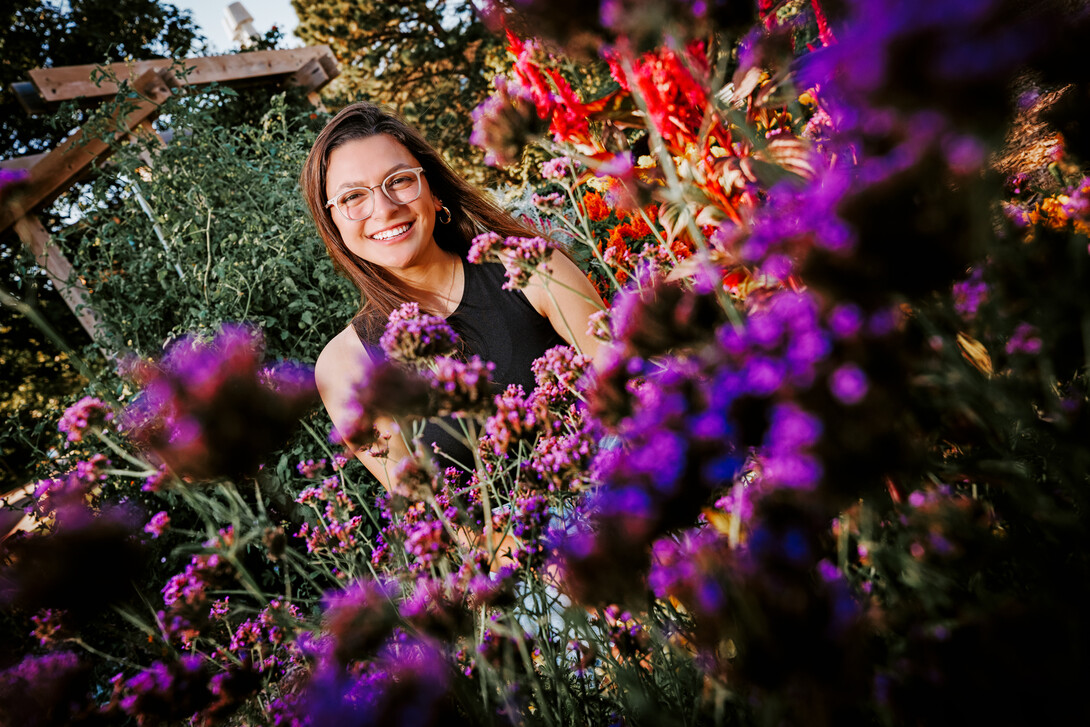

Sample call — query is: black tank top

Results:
[354,259,566,471]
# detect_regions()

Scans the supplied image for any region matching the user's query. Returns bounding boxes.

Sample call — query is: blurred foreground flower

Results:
[0,651,96,726]
[123,324,317,480]
[0,501,144,622]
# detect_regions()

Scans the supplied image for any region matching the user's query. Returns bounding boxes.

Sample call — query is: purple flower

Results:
[117,656,212,723]
[123,324,318,480]
[829,363,870,405]
[30,608,68,647]
[953,266,988,319]
[1005,322,1042,355]
[532,191,566,207]
[379,302,458,365]
[0,651,92,726]
[0,500,143,617]
[337,358,431,448]
[322,579,400,665]
[541,156,575,180]
[828,304,864,339]
[297,635,452,725]
[144,511,171,538]
[57,396,115,443]
[470,75,545,167]
[296,458,327,479]
[468,232,553,289]
[531,345,591,404]
[32,454,109,517]
[425,355,496,415]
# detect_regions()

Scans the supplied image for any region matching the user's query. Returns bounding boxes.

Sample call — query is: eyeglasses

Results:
[325,167,425,221]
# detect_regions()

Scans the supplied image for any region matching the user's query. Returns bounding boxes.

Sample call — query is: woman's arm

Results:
[523,249,608,365]
[314,326,411,492]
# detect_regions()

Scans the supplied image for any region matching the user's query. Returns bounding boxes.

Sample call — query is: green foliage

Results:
[64,91,357,362]
[0,0,201,494]
[0,0,201,157]
[291,0,508,184]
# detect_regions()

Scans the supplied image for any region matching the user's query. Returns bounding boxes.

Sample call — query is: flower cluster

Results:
[426,355,496,416]
[468,231,553,289]
[123,325,317,480]
[379,302,459,365]
[57,396,115,443]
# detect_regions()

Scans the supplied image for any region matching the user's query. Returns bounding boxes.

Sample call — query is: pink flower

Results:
[57,396,114,443]
[144,511,171,538]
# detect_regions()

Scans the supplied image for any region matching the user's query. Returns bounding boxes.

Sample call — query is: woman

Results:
[301,102,604,490]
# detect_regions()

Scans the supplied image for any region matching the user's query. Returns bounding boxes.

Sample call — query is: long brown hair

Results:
[300,102,540,343]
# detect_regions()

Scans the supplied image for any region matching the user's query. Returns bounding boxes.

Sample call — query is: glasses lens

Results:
[339,188,373,221]
[383,169,422,204]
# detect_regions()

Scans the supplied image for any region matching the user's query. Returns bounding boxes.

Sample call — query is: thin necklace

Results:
[443,255,458,315]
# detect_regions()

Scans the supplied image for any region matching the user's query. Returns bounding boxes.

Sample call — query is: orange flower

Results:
[582,191,611,222]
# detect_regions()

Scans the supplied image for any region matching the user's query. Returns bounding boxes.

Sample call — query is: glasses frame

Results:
[325,166,426,221]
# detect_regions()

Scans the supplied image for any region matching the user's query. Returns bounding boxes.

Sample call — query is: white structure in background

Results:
[224,2,261,47]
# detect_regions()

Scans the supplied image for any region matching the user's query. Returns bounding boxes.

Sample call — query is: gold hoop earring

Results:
[438,205,452,224]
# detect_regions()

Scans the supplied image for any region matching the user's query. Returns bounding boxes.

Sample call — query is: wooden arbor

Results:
[0,46,340,342]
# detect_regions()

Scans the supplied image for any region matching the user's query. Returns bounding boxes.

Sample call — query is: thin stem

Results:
[66,637,140,669]
[92,428,151,470]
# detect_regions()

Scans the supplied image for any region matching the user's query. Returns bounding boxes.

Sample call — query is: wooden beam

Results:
[14,215,109,342]
[0,152,49,171]
[0,69,174,235]
[24,46,339,111]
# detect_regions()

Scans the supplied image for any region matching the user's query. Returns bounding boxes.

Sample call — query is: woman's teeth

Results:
[372,223,411,241]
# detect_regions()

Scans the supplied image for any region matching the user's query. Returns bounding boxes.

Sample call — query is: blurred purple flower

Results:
[116,655,212,724]
[1005,322,1042,355]
[144,511,171,539]
[296,458,327,479]
[541,156,575,180]
[124,324,318,480]
[0,501,143,620]
[322,579,400,666]
[57,396,114,443]
[0,651,94,726]
[302,635,458,726]
[952,266,988,319]
[337,357,431,448]
[470,75,545,167]
[829,363,870,405]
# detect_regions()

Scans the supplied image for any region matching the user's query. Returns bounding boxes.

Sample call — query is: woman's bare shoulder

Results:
[315,325,371,390]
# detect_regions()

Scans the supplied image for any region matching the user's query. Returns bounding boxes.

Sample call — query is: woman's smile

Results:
[369,221,414,242]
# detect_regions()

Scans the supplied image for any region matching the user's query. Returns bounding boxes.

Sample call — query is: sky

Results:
[174,0,302,53]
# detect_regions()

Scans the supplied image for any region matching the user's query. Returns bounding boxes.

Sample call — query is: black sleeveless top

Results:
[354,260,566,470]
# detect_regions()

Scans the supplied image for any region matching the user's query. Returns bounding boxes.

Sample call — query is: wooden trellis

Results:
[0,46,340,343]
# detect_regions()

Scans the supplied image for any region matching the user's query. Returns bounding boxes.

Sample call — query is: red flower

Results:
[506,31,591,146]
[607,41,719,152]
[582,191,611,221]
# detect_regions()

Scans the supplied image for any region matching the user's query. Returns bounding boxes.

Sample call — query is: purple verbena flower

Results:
[123,324,318,480]
[829,363,869,405]
[379,303,458,365]
[57,396,115,443]
[1006,322,1042,355]
[144,511,171,538]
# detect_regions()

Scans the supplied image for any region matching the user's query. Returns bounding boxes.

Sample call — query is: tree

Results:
[291,0,506,183]
[0,0,201,493]
[1,0,201,157]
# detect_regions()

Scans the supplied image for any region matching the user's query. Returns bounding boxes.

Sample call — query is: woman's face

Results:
[324,133,444,276]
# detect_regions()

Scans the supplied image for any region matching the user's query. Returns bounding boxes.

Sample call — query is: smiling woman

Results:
[299,102,604,489]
